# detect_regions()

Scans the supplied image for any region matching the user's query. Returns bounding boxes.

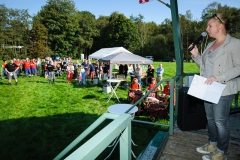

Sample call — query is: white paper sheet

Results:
[187,75,226,104]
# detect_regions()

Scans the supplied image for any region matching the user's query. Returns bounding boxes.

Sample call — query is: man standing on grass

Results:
[134,64,142,87]
[47,61,55,84]
[156,63,164,83]
[5,59,19,86]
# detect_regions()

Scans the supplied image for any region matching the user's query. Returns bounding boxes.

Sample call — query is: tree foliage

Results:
[30,18,50,58]
[0,4,31,59]
[37,0,78,57]
[130,15,147,52]
[91,16,110,52]
[75,11,99,57]
[0,2,239,60]
[105,12,141,52]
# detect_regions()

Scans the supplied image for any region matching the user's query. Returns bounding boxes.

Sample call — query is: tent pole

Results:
[109,64,113,79]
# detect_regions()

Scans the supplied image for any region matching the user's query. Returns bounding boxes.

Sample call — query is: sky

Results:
[1,0,239,24]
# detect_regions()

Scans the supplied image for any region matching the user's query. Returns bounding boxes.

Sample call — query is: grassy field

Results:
[0,61,200,159]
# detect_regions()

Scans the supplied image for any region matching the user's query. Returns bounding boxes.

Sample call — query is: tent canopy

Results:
[99,52,153,64]
[88,47,132,60]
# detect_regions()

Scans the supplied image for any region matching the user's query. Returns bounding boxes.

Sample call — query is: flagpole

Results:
[139,0,183,136]
[157,0,170,8]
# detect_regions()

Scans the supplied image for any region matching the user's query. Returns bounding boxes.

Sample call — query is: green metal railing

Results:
[53,79,177,159]
[125,78,177,135]
[54,113,132,160]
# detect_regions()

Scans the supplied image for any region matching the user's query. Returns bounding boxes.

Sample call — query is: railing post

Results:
[168,79,174,136]
[120,119,131,160]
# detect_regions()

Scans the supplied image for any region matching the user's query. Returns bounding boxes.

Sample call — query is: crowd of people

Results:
[3,58,169,112]
[127,63,172,122]
[3,56,175,143]
[1,57,112,85]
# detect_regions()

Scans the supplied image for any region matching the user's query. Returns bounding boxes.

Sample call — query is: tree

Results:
[75,11,99,58]
[105,12,141,52]
[157,18,174,58]
[30,18,51,58]
[0,4,31,59]
[91,16,110,52]
[130,14,153,55]
[0,4,9,59]
[144,34,167,60]
[179,10,194,61]
[37,0,78,58]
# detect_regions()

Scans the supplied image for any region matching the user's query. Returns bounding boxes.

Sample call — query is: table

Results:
[107,79,122,102]
[108,104,138,119]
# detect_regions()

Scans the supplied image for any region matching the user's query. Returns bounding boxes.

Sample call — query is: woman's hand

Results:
[205,76,217,85]
[188,44,199,57]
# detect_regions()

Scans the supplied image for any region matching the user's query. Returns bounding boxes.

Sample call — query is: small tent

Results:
[99,52,153,64]
[99,52,153,79]
[88,47,132,60]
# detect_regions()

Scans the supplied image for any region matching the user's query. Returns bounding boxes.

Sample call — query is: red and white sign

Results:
[139,0,150,4]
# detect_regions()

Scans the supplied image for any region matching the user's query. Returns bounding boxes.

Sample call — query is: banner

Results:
[139,0,150,4]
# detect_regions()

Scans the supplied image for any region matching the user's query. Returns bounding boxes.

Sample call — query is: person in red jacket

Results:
[30,59,37,76]
[1,60,7,78]
[14,59,22,76]
[146,78,160,97]
[163,81,170,95]
[162,81,176,106]
[128,78,142,104]
[23,58,32,77]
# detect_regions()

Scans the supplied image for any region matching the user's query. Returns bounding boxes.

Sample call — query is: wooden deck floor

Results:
[158,112,240,160]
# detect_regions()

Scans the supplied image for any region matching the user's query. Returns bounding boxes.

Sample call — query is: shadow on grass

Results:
[71,79,131,89]
[0,81,7,85]
[82,94,97,99]
[0,112,164,160]
[0,112,112,160]
[28,80,49,84]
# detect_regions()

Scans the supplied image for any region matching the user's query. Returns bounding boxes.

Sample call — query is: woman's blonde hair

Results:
[212,13,230,32]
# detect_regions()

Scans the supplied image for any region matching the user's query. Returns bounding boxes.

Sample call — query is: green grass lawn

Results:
[0,62,200,159]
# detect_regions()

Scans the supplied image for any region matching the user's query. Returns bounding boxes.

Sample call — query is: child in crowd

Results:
[55,63,62,76]
[66,62,74,83]
[77,65,83,84]
[44,63,48,78]
[80,65,86,85]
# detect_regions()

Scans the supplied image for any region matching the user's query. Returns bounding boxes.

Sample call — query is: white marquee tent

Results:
[88,47,132,60]
[99,52,153,64]
[88,47,153,79]
[99,52,153,79]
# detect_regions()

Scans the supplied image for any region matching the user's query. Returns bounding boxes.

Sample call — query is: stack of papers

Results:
[187,75,226,104]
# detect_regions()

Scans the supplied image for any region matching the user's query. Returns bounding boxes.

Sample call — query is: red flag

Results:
[139,0,150,4]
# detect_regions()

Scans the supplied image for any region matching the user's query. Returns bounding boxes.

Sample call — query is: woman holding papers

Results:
[189,13,240,160]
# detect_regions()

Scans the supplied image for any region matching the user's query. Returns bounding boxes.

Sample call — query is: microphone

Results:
[188,32,207,51]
